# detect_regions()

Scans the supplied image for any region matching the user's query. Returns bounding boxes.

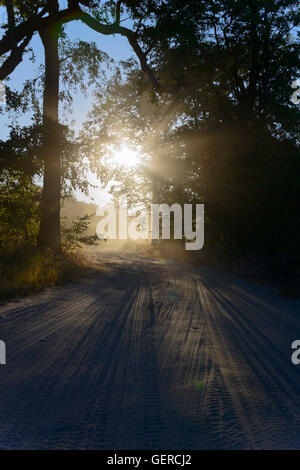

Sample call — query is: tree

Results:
[84,0,300,244]
[88,0,300,270]
[0,1,158,82]
[0,0,161,251]
[84,66,179,208]
[36,0,61,250]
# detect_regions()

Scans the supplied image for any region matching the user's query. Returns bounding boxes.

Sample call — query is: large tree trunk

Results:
[37,24,61,252]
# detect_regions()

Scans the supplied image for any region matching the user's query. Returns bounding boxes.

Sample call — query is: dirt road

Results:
[0,252,299,449]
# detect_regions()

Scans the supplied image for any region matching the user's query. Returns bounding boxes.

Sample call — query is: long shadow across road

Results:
[0,252,299,449]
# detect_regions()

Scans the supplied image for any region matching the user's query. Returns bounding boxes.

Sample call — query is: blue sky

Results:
[1,16,134,205]
[1,19,133,138]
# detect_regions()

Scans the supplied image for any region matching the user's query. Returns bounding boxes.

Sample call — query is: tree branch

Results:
[115,0,122,26]
[5,0,15,29]
[0,34,33,81]
[0,6,78,59]
[0,3,160,91]
[78,11,160,90]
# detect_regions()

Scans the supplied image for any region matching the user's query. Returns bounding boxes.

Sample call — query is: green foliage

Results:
[0,171,41,249]
[0,0,299,289]
[61,214,99,252]
[59,38,112,107]
[85,0,300,279]
[61,196,100,234]
[0,247,95,301]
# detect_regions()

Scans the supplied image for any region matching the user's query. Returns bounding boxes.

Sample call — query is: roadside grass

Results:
[0,248,97,302]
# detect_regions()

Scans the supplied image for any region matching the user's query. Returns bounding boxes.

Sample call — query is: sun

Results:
[112,144,140,168]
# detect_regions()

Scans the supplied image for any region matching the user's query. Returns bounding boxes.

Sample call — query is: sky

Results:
[0,12,135,206]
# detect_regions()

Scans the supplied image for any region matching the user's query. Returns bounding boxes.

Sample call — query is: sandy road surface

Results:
[0,252,299,449]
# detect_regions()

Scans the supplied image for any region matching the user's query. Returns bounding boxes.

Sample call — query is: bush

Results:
[0,248,96,301]
[61,213,99,252]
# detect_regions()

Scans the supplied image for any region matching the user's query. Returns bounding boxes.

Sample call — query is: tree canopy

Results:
[0,0,299,279]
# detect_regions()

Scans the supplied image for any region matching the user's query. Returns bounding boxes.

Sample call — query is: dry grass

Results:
[0,248,96,302]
